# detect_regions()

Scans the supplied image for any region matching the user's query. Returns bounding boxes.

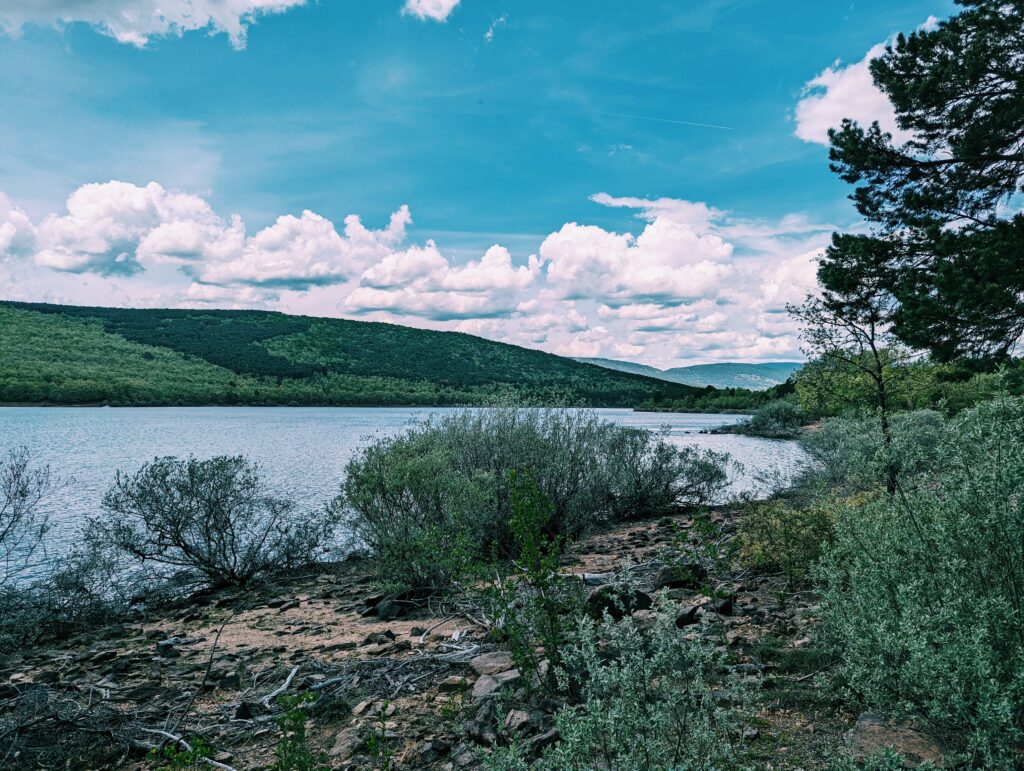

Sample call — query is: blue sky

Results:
[0,0,955,366]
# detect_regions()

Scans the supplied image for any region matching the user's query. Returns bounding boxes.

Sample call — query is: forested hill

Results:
[0,301,715,408]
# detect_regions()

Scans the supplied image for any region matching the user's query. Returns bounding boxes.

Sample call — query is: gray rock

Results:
[850,713,947,769]
[470,651,514,676]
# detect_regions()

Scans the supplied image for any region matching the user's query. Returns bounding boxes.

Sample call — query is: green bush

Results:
[89,456,336,591]
[739,498,836,583]
[816,397,1024,766]
[336,408,728,593]
[539,609,743,770]
[740,400,808,438]
[476,472,584,692]
[798,409,946,494]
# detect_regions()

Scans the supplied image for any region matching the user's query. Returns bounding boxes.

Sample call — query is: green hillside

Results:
[0,302,710,407]
[577,356,802,390]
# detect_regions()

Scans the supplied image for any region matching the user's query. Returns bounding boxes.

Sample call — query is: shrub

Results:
[817,397,1024,766]
[89,456,336,591]
[0,447,54,586]
[538,609,744,769]
[336,408,728,593]
[798,409,946,494]
[739,498,835,583]
[740,400,808,438]
[475,472,584,692]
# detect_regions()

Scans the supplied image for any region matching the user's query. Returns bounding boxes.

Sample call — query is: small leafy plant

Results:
[272,693,328,771]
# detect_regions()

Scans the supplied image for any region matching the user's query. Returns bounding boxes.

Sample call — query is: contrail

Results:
[599,111,733,131]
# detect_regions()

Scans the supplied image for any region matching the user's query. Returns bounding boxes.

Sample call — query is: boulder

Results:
[850,713,947,769]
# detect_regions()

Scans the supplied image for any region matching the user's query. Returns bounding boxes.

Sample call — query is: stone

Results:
[503,709,532,733]
[470,651,514,676]
[675,604,700,628]
[438,676,471,693]
[330,727,364,759]
[471,669,520,701]
[630,609,658,632]
[527,728,559,755]
[651,562,707,590]
[375,599,405,621]
[585,585,653,620]
[850,713,947,769]
[155,640,179,658]
[277,600,300,613]
[708,595,735,616]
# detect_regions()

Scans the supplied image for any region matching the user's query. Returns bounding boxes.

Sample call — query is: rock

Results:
[218,672,241,689]
[233,700,267,720]
[277,600,300,613]
[471,669,521,701]
[155,640,179,658]
[503,709,532,733]
[375,599,405,621]
[466,698,498,746]
[850,713,947,768]
[580,572,612,587]
[470,651,514,676]
[438,676,471,693]
[362,631,396,646]
[330,727,364,759]
[585,585,653,620]
[321,641,358,653]
[708,595,735,616]
[675,604,700,628]
[630,609,658,632]
[651,563,707,590]
[527,728,559,755]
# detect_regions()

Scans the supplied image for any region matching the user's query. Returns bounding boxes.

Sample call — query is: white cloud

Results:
[402,0,460,22]
[541,194,733,306]
[0,0,307,49]
[0,193,35,258]
[348,243,541,320]
[795,17,941,145]
[794,43,912,145]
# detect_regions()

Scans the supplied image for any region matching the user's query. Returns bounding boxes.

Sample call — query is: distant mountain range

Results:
[575,358,802,391]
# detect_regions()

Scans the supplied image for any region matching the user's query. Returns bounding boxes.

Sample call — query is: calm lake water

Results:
[0,407,806,558]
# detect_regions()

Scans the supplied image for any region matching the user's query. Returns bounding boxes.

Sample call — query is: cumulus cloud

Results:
[348,244,540,320]
[0,0,307,49]
[541,194,732,307]
[0,194,35,259]
[795,18,940,145]
[402,0,460,22]
[0,182,830,366]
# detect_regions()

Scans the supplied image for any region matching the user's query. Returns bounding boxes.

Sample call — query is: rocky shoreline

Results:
[0,510,946,769]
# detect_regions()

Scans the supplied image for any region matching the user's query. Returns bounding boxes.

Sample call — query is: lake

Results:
[0,407,806,558]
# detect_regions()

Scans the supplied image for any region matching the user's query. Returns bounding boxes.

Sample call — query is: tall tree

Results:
[826,0,1024,361]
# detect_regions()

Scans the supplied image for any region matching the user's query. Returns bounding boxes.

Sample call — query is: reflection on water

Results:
[0,407,806,557]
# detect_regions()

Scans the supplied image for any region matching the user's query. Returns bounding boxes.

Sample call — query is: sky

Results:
[0,0,955,367]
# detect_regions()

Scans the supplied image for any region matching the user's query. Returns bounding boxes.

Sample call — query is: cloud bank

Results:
[0,181,829,366]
